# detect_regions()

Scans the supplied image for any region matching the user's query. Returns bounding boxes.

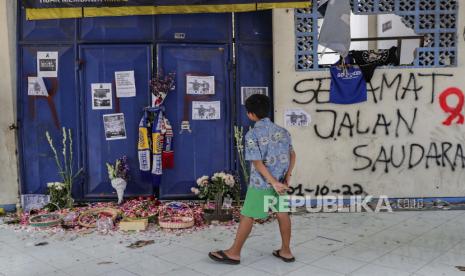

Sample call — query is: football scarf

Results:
[138,107,174,175]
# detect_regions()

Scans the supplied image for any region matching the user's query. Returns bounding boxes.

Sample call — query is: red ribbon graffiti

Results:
[439,87,465,126]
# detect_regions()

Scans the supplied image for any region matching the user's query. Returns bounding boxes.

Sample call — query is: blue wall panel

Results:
[19,46,79,194]
[80,16,154,41]
[236,44,273,129]
[236,11,272,42]
[156,13,231,42]
[157,44,232,199]
[20,10,75,42]
[79,45,153,199]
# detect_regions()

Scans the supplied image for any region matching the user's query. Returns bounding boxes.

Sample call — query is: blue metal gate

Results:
[79,44,153,198]
[17,6,273,200]
[157,44,232,198]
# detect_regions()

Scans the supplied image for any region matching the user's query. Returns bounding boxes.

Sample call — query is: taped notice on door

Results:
[186,75,215,95]
[103,113,127,141]
[28,77,48,96]
[241,87,268,105]
[91,83,112,110]
[192,101,221,120]
[115,71,136,98]
[37,51,58,78]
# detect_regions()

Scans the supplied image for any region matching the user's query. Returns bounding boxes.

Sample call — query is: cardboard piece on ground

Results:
[119,218,148,232]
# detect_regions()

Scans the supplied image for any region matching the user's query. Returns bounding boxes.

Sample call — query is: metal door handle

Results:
[9,123,18,130]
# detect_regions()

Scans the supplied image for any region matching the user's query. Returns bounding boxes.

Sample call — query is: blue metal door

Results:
[79,44,153,199]
[157,44,232,199]
[236,11,273,129]
[18,45,79,195]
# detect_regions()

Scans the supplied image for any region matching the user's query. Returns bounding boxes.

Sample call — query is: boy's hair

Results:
[245,94,270,119]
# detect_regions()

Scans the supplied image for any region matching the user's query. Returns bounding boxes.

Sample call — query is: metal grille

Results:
[295,0,458,71]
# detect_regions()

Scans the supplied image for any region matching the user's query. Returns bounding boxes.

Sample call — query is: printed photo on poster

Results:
[103,113,127,140]
[27,77,48,96]
[186,75,215,95]
[192,101,221,120]
[91,83,113,110]
[285,109,311,127]
[241,87,268,105]
[37,51,58,78]
[115,71,136,97]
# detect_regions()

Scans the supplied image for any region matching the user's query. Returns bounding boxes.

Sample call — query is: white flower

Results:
[49,182,65,189]
[196,176,209,187]
[213,172,227,181]
[224,174,236,187]
[191,187,200,195]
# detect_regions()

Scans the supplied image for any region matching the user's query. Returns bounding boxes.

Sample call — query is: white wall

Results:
[0,0,19,207]
[273,6,465,198]
[377,14,419,65]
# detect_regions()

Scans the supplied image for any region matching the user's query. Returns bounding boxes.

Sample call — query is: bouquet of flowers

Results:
[106,156,130,181]
[46,182,67,210]
[106,156,130,204]
[150,71,176,106]
[192,172,240,205]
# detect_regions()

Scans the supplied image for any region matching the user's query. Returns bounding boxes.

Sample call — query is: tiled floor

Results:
[2,210,465,275]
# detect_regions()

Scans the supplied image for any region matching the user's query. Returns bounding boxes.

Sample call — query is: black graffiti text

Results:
[353,142,465,173]
[287,183,365,197]
[314,108,417,139]
[293,72,454,105]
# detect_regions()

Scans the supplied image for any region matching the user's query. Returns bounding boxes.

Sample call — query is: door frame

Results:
[155,42,235,199]
[77,43,153,200]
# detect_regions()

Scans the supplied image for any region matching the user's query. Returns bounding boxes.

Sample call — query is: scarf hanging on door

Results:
[138,107,174,175]
[162,117,174,169]
[138,111,151,172]
[151,110,164,175]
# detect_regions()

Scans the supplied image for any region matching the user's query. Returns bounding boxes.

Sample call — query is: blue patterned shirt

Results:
[245,118,293,190]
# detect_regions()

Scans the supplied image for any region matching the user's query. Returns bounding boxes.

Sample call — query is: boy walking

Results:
[209,94,296,264]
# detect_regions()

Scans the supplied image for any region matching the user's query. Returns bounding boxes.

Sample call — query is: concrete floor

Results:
[1,210,465,276]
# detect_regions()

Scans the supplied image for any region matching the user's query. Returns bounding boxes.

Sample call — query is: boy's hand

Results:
[271,181,289,195]
[284,173,292,186]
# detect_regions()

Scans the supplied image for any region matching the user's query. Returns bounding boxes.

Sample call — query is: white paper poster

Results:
[91,83,113,110]
[192,101,221,120]
[103,113,127,140]
[27,77,48,96]
[186,75,215,95]
[37,51,58,78]
[241,87,269,105]
[285,109,311,127]
[115,71,136,97]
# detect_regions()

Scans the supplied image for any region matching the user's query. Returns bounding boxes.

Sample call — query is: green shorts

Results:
[240,186,291,219]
